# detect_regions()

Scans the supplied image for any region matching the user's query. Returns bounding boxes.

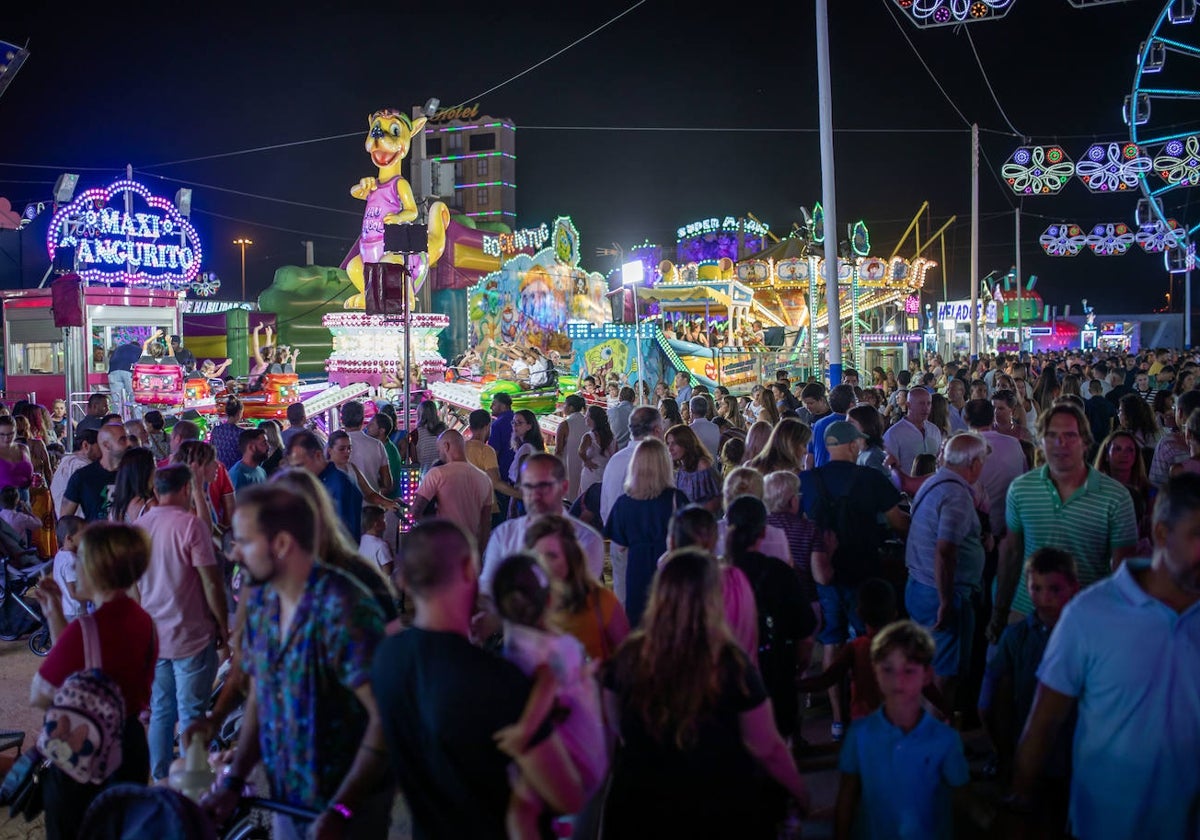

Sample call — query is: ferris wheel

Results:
[1127,0,1199,277]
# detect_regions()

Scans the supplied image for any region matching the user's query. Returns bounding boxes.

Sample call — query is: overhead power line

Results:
[964,28,1023,138]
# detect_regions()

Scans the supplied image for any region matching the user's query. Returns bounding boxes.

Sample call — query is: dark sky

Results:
[1,0,1195,316]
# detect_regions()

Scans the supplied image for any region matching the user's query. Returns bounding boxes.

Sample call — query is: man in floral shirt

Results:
[201,484,390,839]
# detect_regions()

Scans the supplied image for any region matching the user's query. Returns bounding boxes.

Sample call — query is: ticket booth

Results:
[2,284,181,407]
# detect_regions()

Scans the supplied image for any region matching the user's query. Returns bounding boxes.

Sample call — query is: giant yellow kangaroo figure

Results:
[345,108,450,309]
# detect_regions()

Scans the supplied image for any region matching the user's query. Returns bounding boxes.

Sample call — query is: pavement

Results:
[0,636,1011,839]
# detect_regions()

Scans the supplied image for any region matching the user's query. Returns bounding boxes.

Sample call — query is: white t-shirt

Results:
[358,533,393,570]
[53,549,83,617]
[350,429,389,493]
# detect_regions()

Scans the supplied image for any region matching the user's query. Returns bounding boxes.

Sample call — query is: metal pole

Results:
[816,0,841,386]
[240,243,247,301]
[633,289,644,406]
[1186,241,1192,349]
[1015,208,1023,354]
[970,124,980,358]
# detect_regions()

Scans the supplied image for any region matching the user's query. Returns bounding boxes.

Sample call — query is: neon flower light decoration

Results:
[1075,142,1152,193]
[46,179,203,288]
[1085,223,1136,256]
[893,0,1014,28]
[1002,146,1075,195]
[1154,136,1200,188]
[1039,224,1087,257]
[1136,219,1187,254]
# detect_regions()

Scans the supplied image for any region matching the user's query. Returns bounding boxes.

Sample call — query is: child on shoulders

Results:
[491,553,607,839]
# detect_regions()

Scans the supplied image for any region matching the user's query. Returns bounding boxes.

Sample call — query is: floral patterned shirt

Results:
[241,562,385,808]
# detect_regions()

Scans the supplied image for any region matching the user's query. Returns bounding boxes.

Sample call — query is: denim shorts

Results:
[816,583,865,646]
[905,579,976,678]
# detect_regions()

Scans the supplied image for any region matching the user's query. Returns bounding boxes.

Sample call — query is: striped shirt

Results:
[1005,465,1137,616]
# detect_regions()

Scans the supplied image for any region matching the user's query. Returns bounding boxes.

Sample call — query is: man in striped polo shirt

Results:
[988,403,1137,643]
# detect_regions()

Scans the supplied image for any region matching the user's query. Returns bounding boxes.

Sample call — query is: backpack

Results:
[812,468,878,586]
[37,613,126,784]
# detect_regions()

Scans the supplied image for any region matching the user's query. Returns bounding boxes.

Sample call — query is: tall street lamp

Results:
[233,238,253,301]
[622,260,646,406]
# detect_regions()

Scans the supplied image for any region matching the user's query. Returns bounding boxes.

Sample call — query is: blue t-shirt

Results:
[228,459,267,491]
[108,342,142,373]
[319,462,363,542]
[488,410,515,482]
[1037,560,1200,840]
[838,708,969,840]
[808,412,846,469]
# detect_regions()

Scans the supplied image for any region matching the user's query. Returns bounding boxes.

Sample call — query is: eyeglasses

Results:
[520,480,559,493]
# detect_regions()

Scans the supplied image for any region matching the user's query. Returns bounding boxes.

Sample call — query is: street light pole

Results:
[234,238,253,301]
[622,261,646,405]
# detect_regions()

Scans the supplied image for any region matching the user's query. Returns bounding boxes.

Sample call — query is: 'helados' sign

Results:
[46,179,203,288]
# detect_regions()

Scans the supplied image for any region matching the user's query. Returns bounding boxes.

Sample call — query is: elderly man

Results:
[688,395,721,458]
[883,385,942,477]
[1009,474,1200,839]
[412,429,493,549]
[989,403,1138,643]
[904,431,989,710]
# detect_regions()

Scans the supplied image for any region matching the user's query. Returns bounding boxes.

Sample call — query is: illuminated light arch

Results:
[1002,146,1075,195]
[1085,222,1137,256]
[1075,142,1153,192]
[893,0,1014,27]
[1039,223,1088,257]
[45,178,203,288]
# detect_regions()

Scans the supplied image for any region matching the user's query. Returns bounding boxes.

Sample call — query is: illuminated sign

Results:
[46,179,202,288]
[427,103,481,124]
[676,216,769,240]
[482,223,550,258]
[861,333,921,344]
[937,299,997,324]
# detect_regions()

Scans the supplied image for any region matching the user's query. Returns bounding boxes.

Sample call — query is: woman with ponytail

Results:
[724,495,816,743]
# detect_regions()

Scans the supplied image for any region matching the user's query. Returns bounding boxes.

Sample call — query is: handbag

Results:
[0,748,49,821]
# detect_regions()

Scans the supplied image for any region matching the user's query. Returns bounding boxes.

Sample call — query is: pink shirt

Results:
[415,460,493,538]
[136,504,218,659]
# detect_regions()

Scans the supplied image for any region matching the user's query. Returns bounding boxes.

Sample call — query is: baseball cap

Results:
[825,420,866,447]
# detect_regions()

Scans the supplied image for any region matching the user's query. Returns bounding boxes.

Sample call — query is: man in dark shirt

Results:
[487,392,515,490]
[372,519,582,839]
[61,422,128,521]
[170,334,197,371]
[107,341,142,417]
[286,430,363,541]
[74,392,111,440]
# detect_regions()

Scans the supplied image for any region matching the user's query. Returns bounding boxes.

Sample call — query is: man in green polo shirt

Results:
[988,402,1137,642]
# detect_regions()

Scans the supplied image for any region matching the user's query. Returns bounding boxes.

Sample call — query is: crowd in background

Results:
[10,343,1200,839]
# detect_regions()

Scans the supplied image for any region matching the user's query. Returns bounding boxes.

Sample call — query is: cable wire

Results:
[964,28,1023,138]
[191,207,354,241]
[879,0,974,129]
[133,169,360,216]
[519,125,969,134]
[449,1,647,108]
[0,162,123,172]
[137,131,362,170]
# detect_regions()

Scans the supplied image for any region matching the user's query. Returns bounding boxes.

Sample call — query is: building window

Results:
[426,137,443,155]
[477,188,489,206]
[449,132,462,151]
[477,158,488,176]
[468,132,496,152]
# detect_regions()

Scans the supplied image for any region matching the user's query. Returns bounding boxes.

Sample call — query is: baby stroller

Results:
[0,539,51,656]
[79,783,218,840]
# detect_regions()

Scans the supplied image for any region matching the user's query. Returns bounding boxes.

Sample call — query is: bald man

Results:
[412,429,494,548]
[61,422,131,520]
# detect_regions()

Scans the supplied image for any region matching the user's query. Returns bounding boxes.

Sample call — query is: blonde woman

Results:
[741,420,773,466]
[606,438,689,626]
[716,467,792,564]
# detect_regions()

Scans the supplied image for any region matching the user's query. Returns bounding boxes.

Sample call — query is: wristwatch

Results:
[327,802,353,821]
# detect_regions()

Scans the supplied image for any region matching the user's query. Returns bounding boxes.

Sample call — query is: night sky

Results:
[0,0,1195,317]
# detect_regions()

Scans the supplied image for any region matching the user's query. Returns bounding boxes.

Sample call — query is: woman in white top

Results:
[577,405,617,502]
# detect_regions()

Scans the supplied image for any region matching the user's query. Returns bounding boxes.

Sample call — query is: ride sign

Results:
[45,178,203,288]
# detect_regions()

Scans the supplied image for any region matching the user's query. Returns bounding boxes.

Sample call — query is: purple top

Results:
[360,176,405,263]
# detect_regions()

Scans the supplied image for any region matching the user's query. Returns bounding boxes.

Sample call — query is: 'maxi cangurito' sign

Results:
[46,179,203,288]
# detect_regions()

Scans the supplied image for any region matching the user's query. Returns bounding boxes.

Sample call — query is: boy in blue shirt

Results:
[835,620,970,840]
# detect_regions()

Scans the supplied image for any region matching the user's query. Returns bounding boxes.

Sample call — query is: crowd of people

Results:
[10,345,1200,839]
